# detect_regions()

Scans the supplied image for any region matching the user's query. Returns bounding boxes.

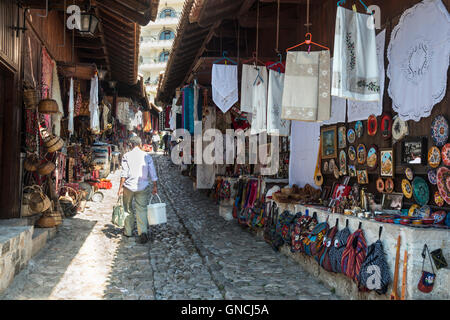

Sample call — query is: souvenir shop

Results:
[1,3,154,228]
[158,0,450,300]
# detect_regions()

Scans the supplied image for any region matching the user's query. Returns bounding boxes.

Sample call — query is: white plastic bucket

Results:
[147,194,167,225]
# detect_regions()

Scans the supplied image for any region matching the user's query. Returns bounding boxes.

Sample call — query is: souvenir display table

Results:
[265,200,449,300]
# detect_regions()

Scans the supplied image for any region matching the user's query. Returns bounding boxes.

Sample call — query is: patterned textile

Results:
[41,47,53,129]
[357,240,391,294]
[74,83,82,116]
[328,226,351,273]
[143,111,151,132]
[25,109,38,153]
[281,51,331,121]
[332,6,379,101]
[341,229,367,282]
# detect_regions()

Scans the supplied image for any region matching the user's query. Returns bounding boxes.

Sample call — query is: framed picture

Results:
[338,126,347,149]
[380,149,394,177]
[357,169,369,184]
[401,138,427,165]
[321,126,337,159]
[348,165,357,177]
[382,192,404,211]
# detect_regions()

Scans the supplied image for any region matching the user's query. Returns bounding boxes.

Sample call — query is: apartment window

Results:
[159,51,170,62]
[160,8,176,18]
[159,30,175,40]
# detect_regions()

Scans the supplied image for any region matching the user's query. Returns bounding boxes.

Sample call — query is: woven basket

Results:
[44,135,64,153]
[36,211,62,228]
[38,98,59,114]
[38,161,56,176]
[24,154,40,172]
[23,89,40,109]
[26,185,51,213]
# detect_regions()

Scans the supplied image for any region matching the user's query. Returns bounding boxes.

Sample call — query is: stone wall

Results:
[252,202,449,300]
[0,226,33,294]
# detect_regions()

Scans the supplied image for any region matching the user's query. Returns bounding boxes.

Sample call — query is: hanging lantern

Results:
[79,12,99,37]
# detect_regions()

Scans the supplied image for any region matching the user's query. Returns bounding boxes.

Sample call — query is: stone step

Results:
[31,227,57,258]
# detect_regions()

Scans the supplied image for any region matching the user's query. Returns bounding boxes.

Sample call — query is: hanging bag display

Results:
[304,215,329,257]
[357,227,392,294]
[341,223,368,282]
[291,212,318,253]
[328,219,351,273]
[318,219,339,271]
[418,244,437,294]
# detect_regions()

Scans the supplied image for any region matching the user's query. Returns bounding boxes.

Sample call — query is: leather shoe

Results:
[137,233,149,244]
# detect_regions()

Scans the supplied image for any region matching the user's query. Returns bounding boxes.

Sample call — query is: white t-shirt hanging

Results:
[347,29,386,122]
[387,0,450,122]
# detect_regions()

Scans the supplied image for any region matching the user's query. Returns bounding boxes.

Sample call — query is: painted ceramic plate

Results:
[357,144,367,165]
[441,144,450,166]
[347,129,356,144]
[376,178,385,193]
[338,126,347,149]
[368,115,377,136]
[323,161,329,173]
[431,115,449,147]
[355,121,364,138]
[427,169,438,185]
[402,179,413,199]
[405,168,414,181]
[392,116,408,141]
[418,205,431,218]
[408,204,420,217]
[385,178,394,193]
[367,146,378,169]
[412,177,430,206]
[348,146,356,162]
[434,191,444,207]
[428,146,441,168]
[339,150,347,175]
[437,167,450,205]
[431,211,447,225]
[381,114,392,140]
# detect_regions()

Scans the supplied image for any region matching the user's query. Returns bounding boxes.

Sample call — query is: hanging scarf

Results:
[68,78,74,135]
[41,47,53,130]
[89,75,100,133]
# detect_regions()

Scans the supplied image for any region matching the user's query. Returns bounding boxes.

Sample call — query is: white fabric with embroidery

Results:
[267,70,290,136]
[250,67,268,135]
[51,63,64,136]
[281,51,331,122]
[332,6,379,101]
[212,64,238,113]
[89,75,100,133]
[323,58,347,125]
[241,64,268,113]
[387,0,450,122]
[347,29,386,122]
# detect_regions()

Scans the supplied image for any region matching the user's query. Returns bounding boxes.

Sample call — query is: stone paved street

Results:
[1,155,338,300]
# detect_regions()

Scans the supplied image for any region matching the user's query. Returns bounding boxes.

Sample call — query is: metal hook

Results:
[37,0,48,18]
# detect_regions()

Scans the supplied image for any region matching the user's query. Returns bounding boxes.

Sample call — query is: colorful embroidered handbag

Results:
[318,219,339,270]
[418,244,436,293]
[341,225,367,283]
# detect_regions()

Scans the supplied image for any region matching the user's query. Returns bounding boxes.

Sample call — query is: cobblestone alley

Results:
[1,155,338,300]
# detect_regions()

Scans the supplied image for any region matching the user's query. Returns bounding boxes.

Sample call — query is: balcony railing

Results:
[140,39,174,50]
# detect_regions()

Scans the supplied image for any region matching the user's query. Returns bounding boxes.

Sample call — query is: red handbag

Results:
[418,244,436,293]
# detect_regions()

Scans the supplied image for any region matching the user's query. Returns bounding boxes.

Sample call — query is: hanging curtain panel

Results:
[332,6,379,101]
[281,50,331,122]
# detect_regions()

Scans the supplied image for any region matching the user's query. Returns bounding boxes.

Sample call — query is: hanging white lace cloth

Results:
[68,77,74,135]
[250,66,268,135]
[332,6,379,101]
[267,70,290,136]
[51,64,64,136]
[347,29,386,122]
[212,64,238,113]
[281,50,331,122]
[387,0,450,122]
[89,75,100,133]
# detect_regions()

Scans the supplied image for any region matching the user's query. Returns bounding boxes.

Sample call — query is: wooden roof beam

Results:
[96,0,151,26]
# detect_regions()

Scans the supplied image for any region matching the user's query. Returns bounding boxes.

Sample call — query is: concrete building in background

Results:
[139,0,184,104]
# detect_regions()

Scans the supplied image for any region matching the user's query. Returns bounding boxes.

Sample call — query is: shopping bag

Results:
[147,194,167,225]
[112,196,126,228]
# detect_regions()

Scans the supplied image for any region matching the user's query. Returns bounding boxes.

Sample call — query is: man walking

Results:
[118,136,158,244]
[152,131,160,153]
